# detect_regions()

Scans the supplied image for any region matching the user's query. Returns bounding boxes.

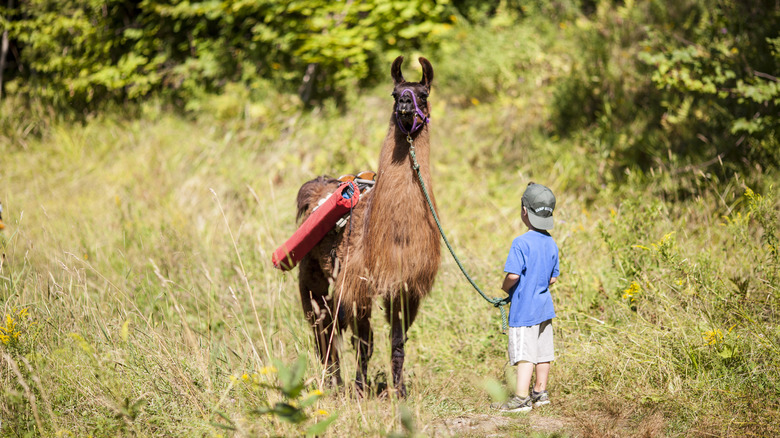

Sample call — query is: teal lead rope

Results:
[407,135,511,333]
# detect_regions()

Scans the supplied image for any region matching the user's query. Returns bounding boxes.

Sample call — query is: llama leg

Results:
[385,294,420,398]
[299,258,343,387]
[302,292,343,387]
[351,309,373,396]
[314,298,343,388]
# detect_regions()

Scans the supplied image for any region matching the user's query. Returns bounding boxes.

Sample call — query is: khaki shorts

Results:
[507,319,554,365]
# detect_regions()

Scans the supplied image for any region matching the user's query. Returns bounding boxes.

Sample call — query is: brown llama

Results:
[295,56,440,397]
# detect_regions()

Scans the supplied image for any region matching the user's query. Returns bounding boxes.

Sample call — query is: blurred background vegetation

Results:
[1,0,777,178]
[1,0,779,436]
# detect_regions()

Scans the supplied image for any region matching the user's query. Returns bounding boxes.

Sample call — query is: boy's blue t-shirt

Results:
[504,230,560,327]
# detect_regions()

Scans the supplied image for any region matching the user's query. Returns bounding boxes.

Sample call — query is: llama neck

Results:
[371,122,436,221]
[363,121,441,293]
[377,124,432,184]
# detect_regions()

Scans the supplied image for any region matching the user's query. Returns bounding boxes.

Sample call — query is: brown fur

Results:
[295,56,441,396]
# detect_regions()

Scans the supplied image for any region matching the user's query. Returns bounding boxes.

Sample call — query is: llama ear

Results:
[391,56,405,85]
[419,57,433,90]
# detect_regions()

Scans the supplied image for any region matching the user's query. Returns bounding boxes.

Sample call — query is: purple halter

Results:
[395,88,430,135]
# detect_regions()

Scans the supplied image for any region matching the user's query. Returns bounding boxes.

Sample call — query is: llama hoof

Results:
[353,380,369,399]
[395,384,408,399]
[324,376,343,389]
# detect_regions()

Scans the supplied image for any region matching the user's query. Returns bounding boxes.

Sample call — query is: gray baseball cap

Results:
[522,183,556,230]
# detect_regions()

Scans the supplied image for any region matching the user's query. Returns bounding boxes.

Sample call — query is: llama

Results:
[295,56,440,397]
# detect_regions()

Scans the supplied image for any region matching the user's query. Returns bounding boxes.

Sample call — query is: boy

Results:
[496,182,559,413]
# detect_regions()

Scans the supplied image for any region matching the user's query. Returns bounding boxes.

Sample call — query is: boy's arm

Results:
[502,273,520,292]
[549,277,557,286]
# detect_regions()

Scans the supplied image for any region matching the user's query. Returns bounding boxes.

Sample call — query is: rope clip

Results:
[407,136,420,170]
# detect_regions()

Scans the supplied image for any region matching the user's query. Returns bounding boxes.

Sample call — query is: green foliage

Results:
[246,358,338,436]
[550,1,672,177]
[638,0,779,166]
[729,186,780,289]
[6,0,161,110]
[3,0,775,177]
[387,404,417,438]
[2,0,453,110]
[745,187,779,275]
[549,0,779,180]
[435,11,550,105]
[450,0,580,23]
[572,179,780,434]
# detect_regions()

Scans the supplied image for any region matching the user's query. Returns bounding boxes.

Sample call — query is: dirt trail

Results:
[427,412,574,437]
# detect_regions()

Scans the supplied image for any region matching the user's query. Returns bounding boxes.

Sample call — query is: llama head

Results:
[391,56,433,133]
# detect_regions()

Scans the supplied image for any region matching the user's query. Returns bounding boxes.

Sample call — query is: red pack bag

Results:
[272,181,359,271]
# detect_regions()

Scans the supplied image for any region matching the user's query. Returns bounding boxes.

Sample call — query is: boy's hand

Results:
[549,277,557,286]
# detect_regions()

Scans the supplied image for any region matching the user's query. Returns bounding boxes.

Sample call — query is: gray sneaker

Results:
[531,390,550,406]
[493,395,533,413]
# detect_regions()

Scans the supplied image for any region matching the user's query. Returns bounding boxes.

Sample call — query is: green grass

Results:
[2,89,778,436]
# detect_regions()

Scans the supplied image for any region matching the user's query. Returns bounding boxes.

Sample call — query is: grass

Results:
[2,15,779,438]
[2,89,779,437]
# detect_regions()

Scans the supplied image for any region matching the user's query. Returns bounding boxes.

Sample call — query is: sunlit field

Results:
[2,2,779,436]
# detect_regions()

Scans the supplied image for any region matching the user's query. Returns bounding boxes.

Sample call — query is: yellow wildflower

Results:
[0,313,20,345]
[259,366,277,375]
[622,281,641,304]
[703,329,724,345]
[651,232,675,250]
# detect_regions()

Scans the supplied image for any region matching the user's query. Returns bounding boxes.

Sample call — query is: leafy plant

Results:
[550,0,779,181]
[2,0,454,110]
[238,358,338,437]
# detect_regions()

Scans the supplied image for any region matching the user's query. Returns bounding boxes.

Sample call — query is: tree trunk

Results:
[0,0,14,100]
[298,63,318,106]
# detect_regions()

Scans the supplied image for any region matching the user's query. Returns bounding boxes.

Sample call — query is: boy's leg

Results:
[533,319,554,394]
[493,361,534,412]
[515,361,534,398]
[533,362,550,392]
